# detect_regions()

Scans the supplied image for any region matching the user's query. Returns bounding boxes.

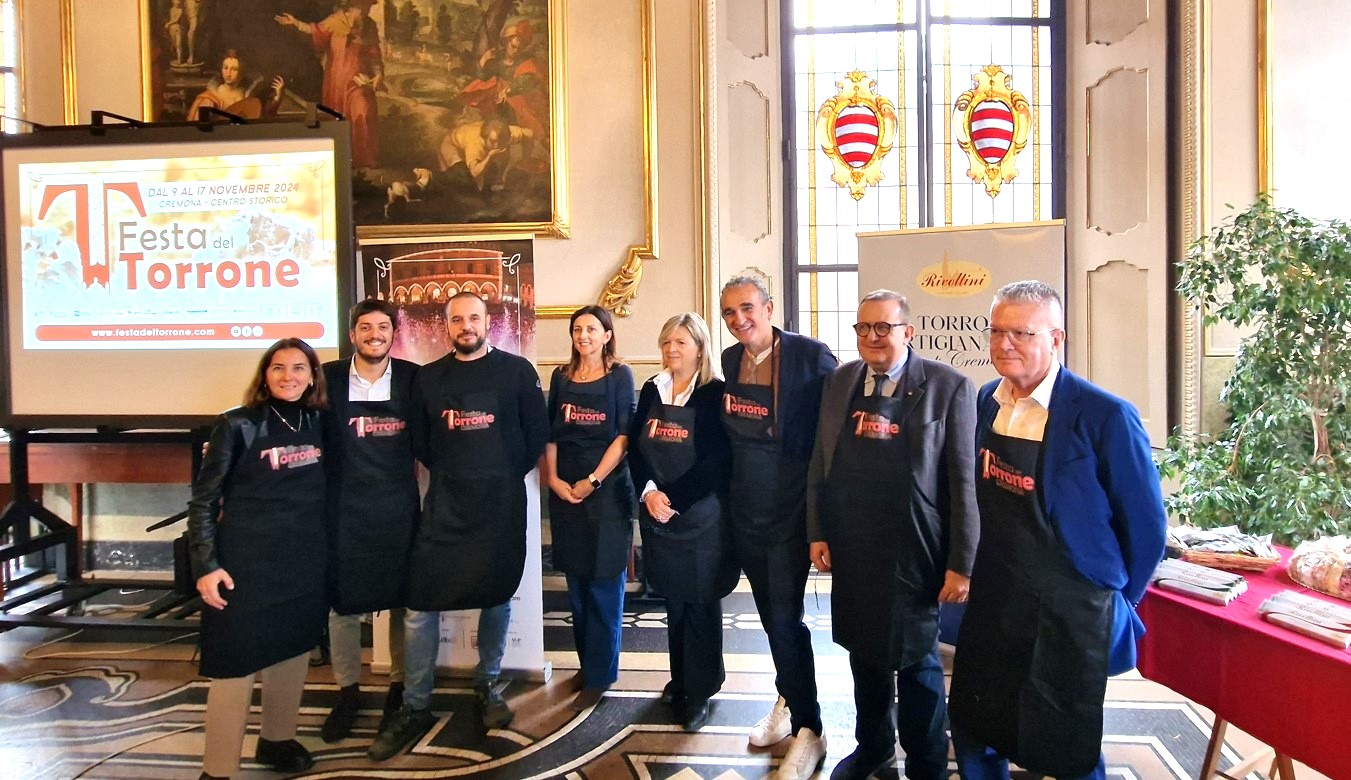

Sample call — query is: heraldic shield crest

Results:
[954,65,1032,198]
[816,71,899,201]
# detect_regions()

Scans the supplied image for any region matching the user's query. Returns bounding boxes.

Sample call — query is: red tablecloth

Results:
[1137,549,1351,778]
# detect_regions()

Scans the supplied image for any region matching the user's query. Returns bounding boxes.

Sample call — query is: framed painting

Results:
[141,0,568,237]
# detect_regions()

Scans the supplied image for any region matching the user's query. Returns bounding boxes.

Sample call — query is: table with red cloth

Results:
[1137,547,1351,779]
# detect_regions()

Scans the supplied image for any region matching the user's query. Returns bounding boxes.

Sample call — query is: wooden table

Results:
[1137,550,1351,779]
[1,438,194,595]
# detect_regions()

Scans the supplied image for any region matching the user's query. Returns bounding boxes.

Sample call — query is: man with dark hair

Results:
[949,280,1166,780]
[318,298,420,745]
[370,291,549,761]
[808,290,977,780]
[718,275,836,780]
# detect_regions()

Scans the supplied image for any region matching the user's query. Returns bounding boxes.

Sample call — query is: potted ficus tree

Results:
[1159,195,1351,544]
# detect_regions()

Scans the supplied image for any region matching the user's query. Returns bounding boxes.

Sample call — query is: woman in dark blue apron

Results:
[544,306,636,710]
[628,313,736,733]
[188,339,329,780]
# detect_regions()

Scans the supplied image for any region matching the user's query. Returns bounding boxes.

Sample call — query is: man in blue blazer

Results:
[948,280,1167,780]
[719,275,836,780]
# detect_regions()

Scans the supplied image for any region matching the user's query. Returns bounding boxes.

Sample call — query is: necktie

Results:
[871,372,888,397]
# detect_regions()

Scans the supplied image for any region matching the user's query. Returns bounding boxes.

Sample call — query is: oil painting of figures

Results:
[144,0,558,231]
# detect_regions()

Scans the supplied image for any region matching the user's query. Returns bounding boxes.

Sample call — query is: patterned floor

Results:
[0,571,1324,780]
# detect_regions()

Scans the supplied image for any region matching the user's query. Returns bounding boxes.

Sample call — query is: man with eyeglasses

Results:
[806,289,978,780]
[719,274,836,780]
[948,280,1166,780]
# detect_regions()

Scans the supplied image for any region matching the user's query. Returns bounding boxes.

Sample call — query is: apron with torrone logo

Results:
[330,397,419,615]
[406,390,526,611]
[823,384,941,669]
[636,401,738,603]
[949,430,1111,778]
[550,374,634,579]
[722,345,805,544]
[200,419,327,678]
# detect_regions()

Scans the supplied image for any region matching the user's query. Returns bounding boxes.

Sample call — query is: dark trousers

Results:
[738,534,822,734]
[666,598,725,703]
[566,570,626,688]
[952,729,1106,780]
[848,641,948,780]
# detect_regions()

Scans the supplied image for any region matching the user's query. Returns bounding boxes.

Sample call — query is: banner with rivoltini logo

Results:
[857,221,1065,388]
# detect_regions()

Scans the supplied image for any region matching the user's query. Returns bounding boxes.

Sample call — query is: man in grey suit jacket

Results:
[807,289,979,780]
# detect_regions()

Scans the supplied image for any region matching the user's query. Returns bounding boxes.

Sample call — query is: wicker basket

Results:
[1179,549,1280,572]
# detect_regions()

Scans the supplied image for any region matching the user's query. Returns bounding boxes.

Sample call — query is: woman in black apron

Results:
[544,306,637,710]
[188,339,330,780]
[628,313,737,733]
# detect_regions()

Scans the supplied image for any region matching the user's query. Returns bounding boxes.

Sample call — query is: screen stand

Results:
[0,429,79,582]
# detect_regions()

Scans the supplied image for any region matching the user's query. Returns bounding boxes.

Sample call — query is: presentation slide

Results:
[16,147,337,350]
[1,129,353,426]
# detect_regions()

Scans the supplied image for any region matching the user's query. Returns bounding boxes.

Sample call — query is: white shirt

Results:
[991,359,1059,442]
[653,369,697,407]
[349,358,393,402]
[642,370,697,497]
[866,348,909,397]
[748,342,774,366]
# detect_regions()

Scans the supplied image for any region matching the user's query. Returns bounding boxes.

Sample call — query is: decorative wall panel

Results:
[1086,0,1149,46]
[1087,68,1149,236]
[728,81,772,242]
[1088,260,1151,421]
[727,0,769,59]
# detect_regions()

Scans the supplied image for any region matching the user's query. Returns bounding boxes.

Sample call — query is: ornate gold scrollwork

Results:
[953,64,1032,198]
[815,70,899,202]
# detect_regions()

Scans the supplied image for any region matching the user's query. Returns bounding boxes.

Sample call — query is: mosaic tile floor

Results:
[0,572,1327,780]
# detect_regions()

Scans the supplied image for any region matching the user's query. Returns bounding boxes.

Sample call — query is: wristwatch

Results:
[587,473,603,488]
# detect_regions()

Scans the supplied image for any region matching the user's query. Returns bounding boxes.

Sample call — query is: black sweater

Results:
[627,377,731,513]
[409,347,549,479]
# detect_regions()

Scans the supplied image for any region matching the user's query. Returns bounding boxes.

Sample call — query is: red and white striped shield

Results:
[833,105,880,168]
[970,99,1015,163]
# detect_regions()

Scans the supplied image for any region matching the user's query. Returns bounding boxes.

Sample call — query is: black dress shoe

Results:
[828,747,893,780]
[660,679,684,707]
[198,773,228,780]
[254,737,314,772]
[682,699,711,732]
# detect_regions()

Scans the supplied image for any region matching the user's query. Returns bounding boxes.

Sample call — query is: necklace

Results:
[576,361,604,381]
[270,405,302,433]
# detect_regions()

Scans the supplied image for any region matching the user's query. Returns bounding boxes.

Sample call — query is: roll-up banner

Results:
[857,221,1066,389]
[366,236,548,681]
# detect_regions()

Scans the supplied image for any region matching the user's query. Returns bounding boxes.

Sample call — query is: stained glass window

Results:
[786,0,1061,361]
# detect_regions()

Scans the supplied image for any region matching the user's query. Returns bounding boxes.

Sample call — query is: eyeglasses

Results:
[979,327,1059,345]
[853,321,908,337]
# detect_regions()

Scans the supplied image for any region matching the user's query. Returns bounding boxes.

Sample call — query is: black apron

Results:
[549,375,634,579]
[948,431,1112,777]
[200,421,327,678]
[823,388,942,669]
[329,397,419,615]
[723,369,808,547]
[406,391,526,611]
[636,402,737,603]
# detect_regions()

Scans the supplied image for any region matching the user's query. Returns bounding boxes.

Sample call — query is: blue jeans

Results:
[566,571,626,688]
[401,601,512,711]
[952,729,1106,780]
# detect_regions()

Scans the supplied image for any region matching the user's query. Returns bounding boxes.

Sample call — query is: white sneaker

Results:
[774,727,827,780]
[748,695,793,747]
